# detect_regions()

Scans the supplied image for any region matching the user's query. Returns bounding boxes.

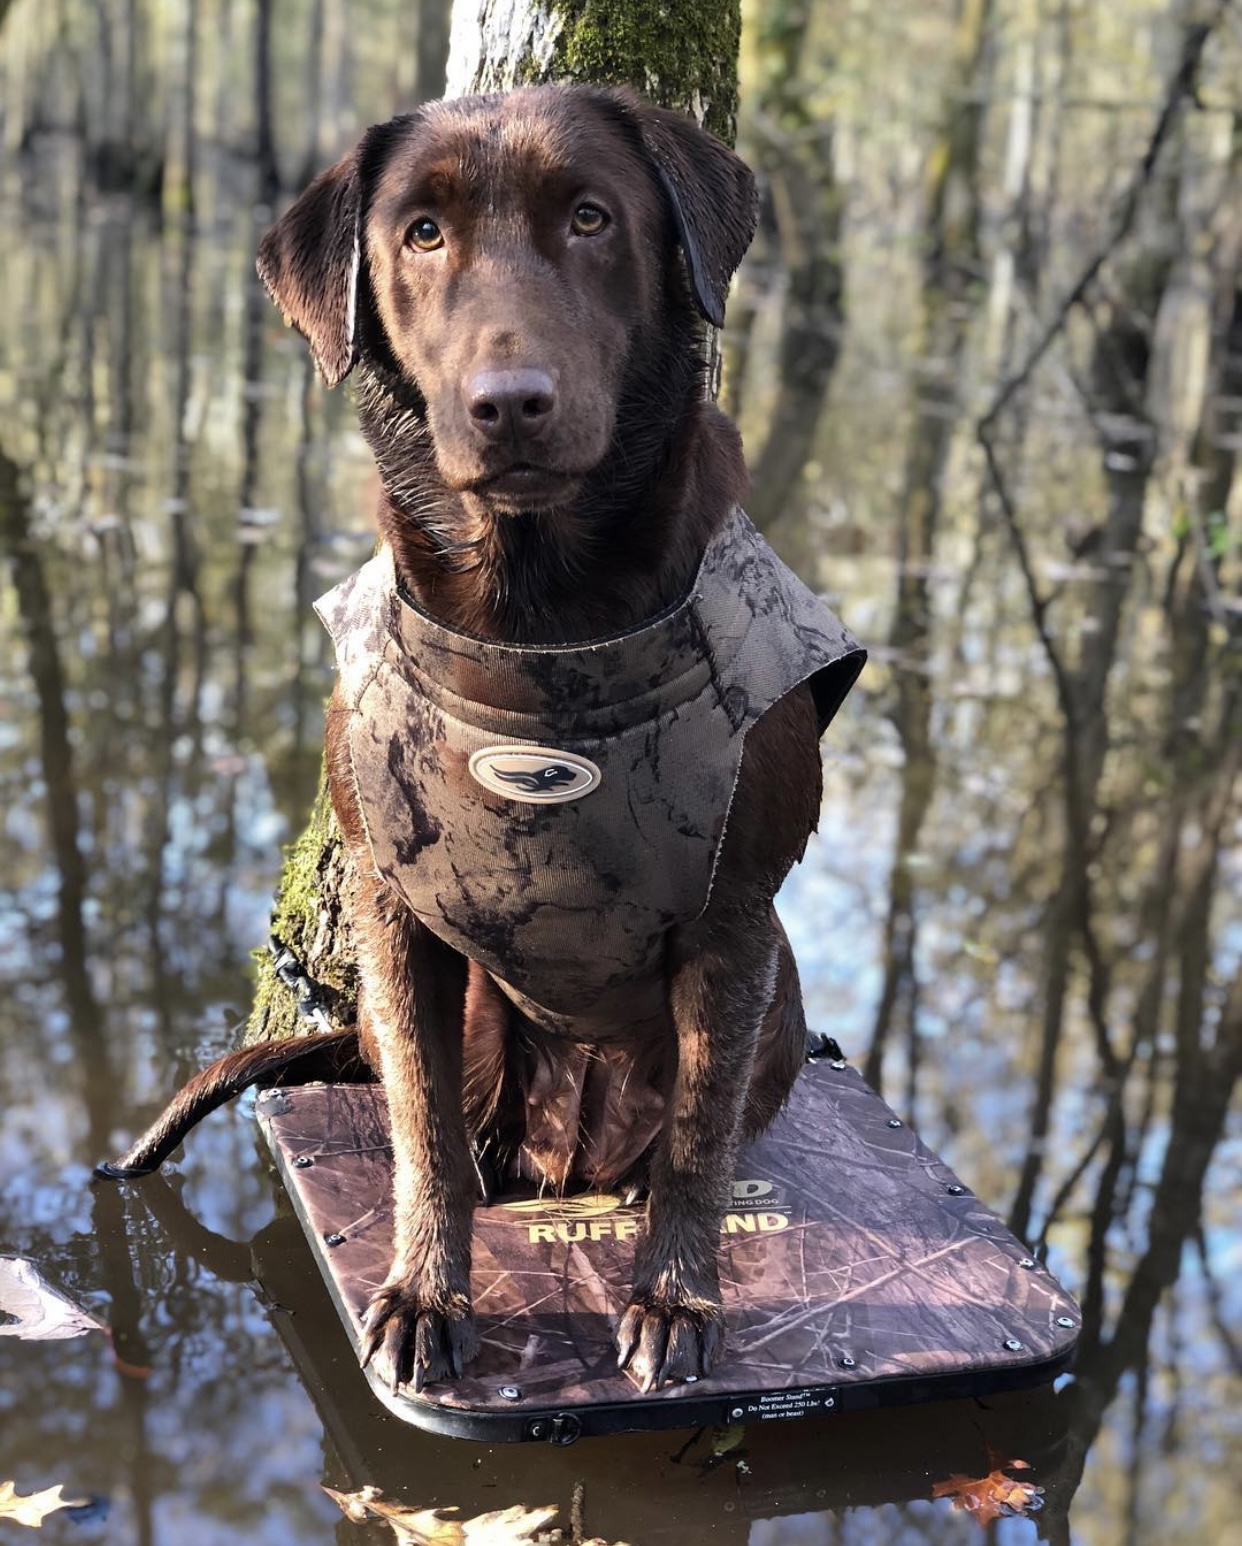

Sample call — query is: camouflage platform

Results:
[256,1058,1080,1443]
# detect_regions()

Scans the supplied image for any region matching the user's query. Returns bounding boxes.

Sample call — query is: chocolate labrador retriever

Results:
[100,85,864,1397]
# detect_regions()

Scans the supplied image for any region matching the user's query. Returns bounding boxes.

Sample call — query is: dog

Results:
[100,85,864,1398]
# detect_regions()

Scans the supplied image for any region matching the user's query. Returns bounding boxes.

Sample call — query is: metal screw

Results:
[824,1397,836,1409]
[946,1184,965,1196]
[1003,1338,1024,1352]
[1056,1316,1077,1329]
[839,1355,856,1369]
[731,1407,744,1419]
[1018,1257,1036,1269]
[829,1059,847,1071]
[887,1118,902,1129]
[324,1232,345,1247]
[528,1421,549,1440]
[293,1155,313,1169]
[499,1385,522,1401]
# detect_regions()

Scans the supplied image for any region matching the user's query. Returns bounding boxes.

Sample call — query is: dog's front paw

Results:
[616,1295,725,1393]
[359,1279,479,1394]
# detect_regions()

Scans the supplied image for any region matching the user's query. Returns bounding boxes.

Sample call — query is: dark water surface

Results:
[1,3,1239,1543]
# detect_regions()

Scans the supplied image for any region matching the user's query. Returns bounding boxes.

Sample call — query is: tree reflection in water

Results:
[0,2,1237,1543]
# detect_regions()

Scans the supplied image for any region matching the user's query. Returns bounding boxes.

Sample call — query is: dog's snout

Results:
[466,369,557,442]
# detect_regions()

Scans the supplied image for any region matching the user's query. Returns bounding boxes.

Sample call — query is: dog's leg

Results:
[353,880,478,1392]
[618,894,779,1391]
[616,686,821,1390]
[741,912,807,1139]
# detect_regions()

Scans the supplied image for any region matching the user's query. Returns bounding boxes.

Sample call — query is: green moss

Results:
[538,0,742,142]
[271,774,336,926]
[244,770,357,1046]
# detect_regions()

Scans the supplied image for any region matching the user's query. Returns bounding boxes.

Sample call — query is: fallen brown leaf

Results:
[322,1486,560,1544]
[0,1258,107,1342]
[0,1480,89,1528]
[932,1455,1044,1526]
[321,1486,631,1546]
[463,1512,569,1546]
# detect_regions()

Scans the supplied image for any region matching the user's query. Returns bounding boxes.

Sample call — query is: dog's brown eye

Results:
[406,217,444,252]
[571,203,608,237]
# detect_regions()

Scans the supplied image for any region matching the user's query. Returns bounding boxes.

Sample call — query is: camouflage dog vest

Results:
[316,507,865,1018]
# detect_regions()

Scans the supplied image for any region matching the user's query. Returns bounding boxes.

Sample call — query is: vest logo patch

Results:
[469,746,601,804]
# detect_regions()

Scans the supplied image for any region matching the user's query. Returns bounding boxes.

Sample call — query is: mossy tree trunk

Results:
[246,0,743,1045]
[446,0,739,134]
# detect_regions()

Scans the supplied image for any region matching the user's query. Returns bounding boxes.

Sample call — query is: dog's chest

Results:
[317,509,865,1016]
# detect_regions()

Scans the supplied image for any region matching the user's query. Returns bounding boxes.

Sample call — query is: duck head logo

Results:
[495,763,577,795]
[469,746,601,804]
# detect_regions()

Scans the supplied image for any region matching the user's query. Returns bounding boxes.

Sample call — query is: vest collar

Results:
[322,506,763,734]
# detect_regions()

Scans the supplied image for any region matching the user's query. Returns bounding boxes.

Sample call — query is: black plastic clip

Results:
[525,1413,581,1444]
[549,1413,582,1445]
[805,1032,846,1063]
[269,934,334,1034]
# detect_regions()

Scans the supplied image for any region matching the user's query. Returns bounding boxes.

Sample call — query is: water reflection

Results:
[1,1,1238,1543]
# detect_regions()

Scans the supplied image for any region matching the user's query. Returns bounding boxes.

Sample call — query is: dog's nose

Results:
[466,369,557,442]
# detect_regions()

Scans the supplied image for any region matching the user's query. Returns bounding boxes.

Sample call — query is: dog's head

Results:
[257,87,757,517]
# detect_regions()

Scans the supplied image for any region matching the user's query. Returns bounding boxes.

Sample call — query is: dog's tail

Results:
[94,1029,367,1180]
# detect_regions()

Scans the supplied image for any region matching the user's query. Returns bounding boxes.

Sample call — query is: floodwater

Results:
[0,2,1238,1543]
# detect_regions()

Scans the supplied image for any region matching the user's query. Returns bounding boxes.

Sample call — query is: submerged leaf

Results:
[0,1258,107,1341]
[932,1456,1045,1526]
[0,1480,89,1528]
[322,1486,562,1544]
[463,1511,569,1545]
[323,1485,461,1542]
[711,1424,745,1458]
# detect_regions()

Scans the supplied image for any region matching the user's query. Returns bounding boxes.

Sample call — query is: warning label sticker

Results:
[725,1388,839,1422]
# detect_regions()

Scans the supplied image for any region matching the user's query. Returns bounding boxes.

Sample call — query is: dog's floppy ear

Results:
[257,147,364,388]
[628,102,759,328]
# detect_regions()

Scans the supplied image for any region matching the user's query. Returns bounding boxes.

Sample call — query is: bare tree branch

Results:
[978,7,1228,443]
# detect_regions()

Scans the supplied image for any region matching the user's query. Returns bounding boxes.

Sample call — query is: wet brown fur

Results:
[102,87,824,1396]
